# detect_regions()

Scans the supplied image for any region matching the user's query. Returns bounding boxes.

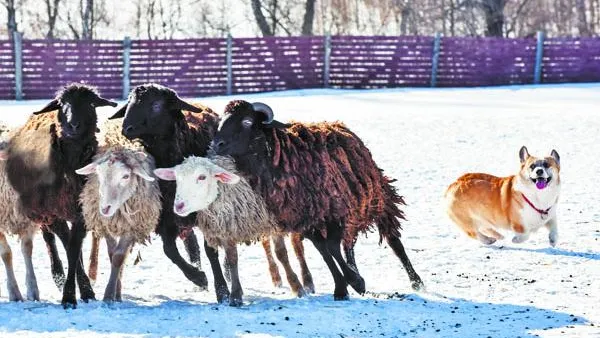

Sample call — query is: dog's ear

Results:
[550,149,560,165]
[519,146,530,164]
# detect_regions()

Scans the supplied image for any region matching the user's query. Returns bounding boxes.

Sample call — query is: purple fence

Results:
[0,35,599,100]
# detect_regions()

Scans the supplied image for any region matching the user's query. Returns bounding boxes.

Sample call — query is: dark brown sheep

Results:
[211,100,424,300]
[4,83,117,308]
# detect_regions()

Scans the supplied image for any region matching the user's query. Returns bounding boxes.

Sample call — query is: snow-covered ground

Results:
[0,84,598,338]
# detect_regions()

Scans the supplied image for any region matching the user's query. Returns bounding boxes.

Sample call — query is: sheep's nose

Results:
[69,122,80,130]
[211,140,226,153]
[175,201,185,213]
[536,168,544,176]
[124,125,135,136]
[101,205,112,216]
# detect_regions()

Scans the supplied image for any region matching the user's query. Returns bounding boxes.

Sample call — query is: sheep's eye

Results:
[122,174,130,180]
[197,175,206,181]
[242,118,253,128]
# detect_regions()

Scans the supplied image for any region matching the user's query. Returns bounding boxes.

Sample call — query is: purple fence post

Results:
[122,36,131,99]
[534,31,545,84]
[323,32,331,88]
[226,33,233,95]
[430,32,442,87]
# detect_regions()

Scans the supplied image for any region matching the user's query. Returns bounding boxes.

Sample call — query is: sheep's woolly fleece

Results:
[0,126,36,236]
[188,155,279,249]
[79,118,161,243]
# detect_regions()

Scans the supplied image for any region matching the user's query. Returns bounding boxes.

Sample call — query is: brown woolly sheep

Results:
[155,155,312,305]
[211,101,424,300]
[0,130,39,302]
[75,118,161,302]
[3,83,117,308]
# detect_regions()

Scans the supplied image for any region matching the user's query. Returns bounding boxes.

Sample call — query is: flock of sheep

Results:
[0,83,423,308]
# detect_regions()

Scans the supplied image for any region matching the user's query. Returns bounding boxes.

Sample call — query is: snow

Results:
[0,83,599,337]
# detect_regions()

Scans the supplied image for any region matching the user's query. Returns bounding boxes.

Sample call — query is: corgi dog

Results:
[445,146,561,247]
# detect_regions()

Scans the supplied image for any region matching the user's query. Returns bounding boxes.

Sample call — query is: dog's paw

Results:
[512,234,529,243]
[549,231,558,247]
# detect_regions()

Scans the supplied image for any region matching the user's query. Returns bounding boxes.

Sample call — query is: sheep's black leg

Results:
[182,229,202,271]
[343,237,360,274]
[41,226,65,290]
[158,217,208,289]
[224,243,242,307]
[386,235,424,291]
[50,220,94,298]
[326,226,365,295]
[204,240,230,303]
[306,232,348,300]
[62,218,92,308]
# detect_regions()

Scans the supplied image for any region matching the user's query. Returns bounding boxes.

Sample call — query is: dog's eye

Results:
[197,175,206,181]
[543,162,549,168]
[530,164,536,170]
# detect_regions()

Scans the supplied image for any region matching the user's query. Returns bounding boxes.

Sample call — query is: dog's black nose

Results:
[536,168,544,176]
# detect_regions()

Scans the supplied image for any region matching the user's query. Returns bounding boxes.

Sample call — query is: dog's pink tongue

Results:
[536,180,547,189]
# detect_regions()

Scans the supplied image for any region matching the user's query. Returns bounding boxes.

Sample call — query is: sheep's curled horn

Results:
[252,102,274,124]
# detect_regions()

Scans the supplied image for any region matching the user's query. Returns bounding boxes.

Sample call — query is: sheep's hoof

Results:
[194,271,209,290]
[302,276,315,294]
[80,289,96,303]
[411,278,425,292]
[229,297,243,307]
[216,286,230,304]
[333,287,349,301]
[62,294,77,309]
[347,276,366,295]
[293,287,306,298]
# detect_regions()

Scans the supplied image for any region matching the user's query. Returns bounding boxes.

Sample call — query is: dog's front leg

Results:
[546,218,558,247]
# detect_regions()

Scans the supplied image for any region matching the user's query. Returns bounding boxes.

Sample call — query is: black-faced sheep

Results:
[108,84,224,301]
[155,155,312,305]
[211,101,424,300]
[75,118,161,302]
[4,83,117,308]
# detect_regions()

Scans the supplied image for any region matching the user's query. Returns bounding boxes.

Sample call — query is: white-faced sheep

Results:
[3,83,117,308]
[211,101,424,300]
[75,118,161,302]
[154,155,310,306]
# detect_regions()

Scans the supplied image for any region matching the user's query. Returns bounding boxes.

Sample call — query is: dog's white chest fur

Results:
[515,183,560,232]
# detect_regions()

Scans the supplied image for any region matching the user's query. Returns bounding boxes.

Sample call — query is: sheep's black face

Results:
[211,101,261,157]
[34,84,117,139]
[110,84,203,141]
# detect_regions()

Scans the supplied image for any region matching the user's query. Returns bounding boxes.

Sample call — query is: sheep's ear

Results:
[519,146,530,164]
[133,166,155,182]
[264,120,291,130]
[75,162,98,175]
[175,97,203,113]
[0,149,7,161]
[33,99,60,115]
[108,104,127,120]
[214,171,240,184]
[133,151,147,160]
[154,168,176,181]
[93,96,118,108]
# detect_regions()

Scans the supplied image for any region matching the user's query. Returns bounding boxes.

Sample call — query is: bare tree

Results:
[576,0,590,36]
[301,0,315,35]
[251,0,273,36]
[1,0,19,38]
[44,0,61,38]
